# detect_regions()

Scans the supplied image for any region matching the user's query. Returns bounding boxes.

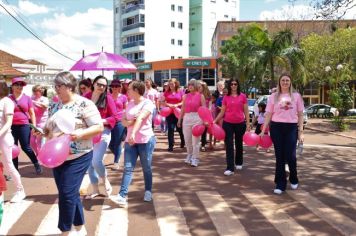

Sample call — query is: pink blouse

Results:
[184,92,202,113]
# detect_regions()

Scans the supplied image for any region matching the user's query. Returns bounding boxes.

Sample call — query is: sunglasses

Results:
[13,83,25,87]
[110,85,121,88]
[79,87,87,90]
[95,82,107,88]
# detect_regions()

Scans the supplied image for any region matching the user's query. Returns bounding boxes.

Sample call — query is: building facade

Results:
[189,0,239,57]
[114,0,189,63]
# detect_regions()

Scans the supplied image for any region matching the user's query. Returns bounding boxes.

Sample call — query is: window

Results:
[190,27,195,31]
[211,0,216,2]
[224,15,229,18]
[171,39,175,45]
[191,12,195,15]
[224,0,228,2]
[178,56,182,59]
[178,22,183,29]
[115,7,119,14]
[178,40,183,46]
[178,6,183,12]
[171,4,175,11]
[171,21,175,28]
[171,56,175,59]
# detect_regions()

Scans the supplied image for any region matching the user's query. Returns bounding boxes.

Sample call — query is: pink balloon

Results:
[243,132,260,146]
[261,124,270,133]
[38,135,71,168]
[259,135,273,149]
[212,124,225,141]
[12,145,20,158]
[192,124,205,136]
[52,95,59,103]
[92,133,102,144]
[198,107,213,123]
[153,114,162,126]
[160,107,172,117]
[173,107,181,119]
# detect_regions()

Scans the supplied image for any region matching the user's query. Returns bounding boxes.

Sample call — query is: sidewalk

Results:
[306,118,356,140]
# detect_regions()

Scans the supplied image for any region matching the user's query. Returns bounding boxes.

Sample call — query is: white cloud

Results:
[265,0,278,3]
[18,0,50,15]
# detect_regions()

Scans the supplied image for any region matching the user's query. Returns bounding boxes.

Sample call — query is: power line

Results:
[0,1,75,61]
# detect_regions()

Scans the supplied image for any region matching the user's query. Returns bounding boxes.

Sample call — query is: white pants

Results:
[182,113,202,161]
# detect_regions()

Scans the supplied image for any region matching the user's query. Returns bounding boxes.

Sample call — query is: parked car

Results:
[248,98,256,122]
[253,95,308,127]
[305,104,339,117]
[346,109,356,116]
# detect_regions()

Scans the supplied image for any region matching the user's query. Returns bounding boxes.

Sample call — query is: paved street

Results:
[1,129,356,236]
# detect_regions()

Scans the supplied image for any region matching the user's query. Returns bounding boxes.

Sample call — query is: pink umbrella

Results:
[70,52,137,72]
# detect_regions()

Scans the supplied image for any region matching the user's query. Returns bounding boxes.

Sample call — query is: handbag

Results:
[9,95,33,124]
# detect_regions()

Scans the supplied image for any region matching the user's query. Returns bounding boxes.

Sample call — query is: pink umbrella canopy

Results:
[70,52,137,72]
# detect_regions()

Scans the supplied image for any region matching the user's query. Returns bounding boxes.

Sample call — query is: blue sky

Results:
[0,0,355,70]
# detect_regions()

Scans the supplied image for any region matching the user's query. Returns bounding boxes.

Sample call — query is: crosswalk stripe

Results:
[242,190,310,236]
[197,191,248,236]
[95,199,128,236]
[153,193,191,236]
[34,203,61,235]
[288,190,356,236]
[0,200,33,235]
[318,187,356,209]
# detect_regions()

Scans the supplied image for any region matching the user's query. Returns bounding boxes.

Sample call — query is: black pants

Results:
[166,114,184,149]
[11,124,39,170]
[270,122,298,191]
[222,121,246,171]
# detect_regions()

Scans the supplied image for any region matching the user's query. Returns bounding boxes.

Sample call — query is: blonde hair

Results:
[199,80,211,99]
[274,72,295,102]
[168,78,180,92]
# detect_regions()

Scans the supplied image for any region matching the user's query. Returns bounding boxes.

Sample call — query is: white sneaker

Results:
[190,159,198,167]
[144,191,152,202]
[273,189,283,195]
[75,226,87,236]
[110,194,127,206]
[184,155,192,164]
[235,165,243,170]
[291,183,299,190]
[111,163,120,170]
[10,190,26,203]
[224,170,234,176]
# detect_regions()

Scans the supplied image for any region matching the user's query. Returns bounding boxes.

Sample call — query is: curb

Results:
[306,127,356,140]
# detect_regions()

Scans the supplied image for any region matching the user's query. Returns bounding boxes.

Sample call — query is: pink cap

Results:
[11,77,27,85]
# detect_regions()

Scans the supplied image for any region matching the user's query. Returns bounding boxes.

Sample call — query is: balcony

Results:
[122,22,145,32]
[130,59,144,63]
[122,4,145,14]
[122,41,145,49]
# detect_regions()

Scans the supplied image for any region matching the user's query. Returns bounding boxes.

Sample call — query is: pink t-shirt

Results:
[184,92,202,113]
[0,97,14,135]
[144,88,159,103]
[9,94,34,125]
[32,95,49,128]
[113,94,127,121]
[125,99,155,144]
[266,92,304,123]
[164,90,184,105]
[222,93,247,123]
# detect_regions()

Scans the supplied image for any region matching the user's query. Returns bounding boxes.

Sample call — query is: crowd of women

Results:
[0,71,304,235]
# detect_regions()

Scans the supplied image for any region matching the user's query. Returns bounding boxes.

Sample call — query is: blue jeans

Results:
[88,128,111,184]
[166,114,184,149]
[53,151,92,232]
[119,136,156,198]
[222,121,246,171]
[109,122,126,163]
[11,124,39,170]
[270,122,299,191]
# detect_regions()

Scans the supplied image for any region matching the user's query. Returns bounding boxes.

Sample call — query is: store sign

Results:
[184,60,210,67]
[137,63,152,70]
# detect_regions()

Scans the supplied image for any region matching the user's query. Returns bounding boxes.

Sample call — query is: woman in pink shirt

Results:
[178,79,206,167]
[261,73,304,195]
[0,81,26,203]
[9,77,42,174]
[110,81,156,206]
[162,78,185,152]
[85,76,119,199]
[214,78,251,176]
[108,79,127,170]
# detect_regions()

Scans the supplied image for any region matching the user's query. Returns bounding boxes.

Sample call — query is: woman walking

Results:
[261,73,304,195]
[9,77,42,174]
[110,81,156,206]
[214,78,250,176]
[162,78,185,152]
[108,79,127,170]
[85,76,118,198]
[0,81,26,203]
[178,79,206,167]
[43,71,103,235]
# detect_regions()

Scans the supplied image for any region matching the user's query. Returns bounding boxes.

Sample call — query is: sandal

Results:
[84,192,100,200]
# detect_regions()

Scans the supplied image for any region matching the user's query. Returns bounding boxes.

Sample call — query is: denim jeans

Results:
[88,128,111,184]
[53,151,92,232]
[11,124,39,170]
[109,122,126,163]
[222,121,246,171]
[270,122,298,191]
[166,114,184,149]
[119,136,156,198]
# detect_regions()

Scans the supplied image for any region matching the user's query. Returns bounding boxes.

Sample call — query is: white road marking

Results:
[34,203,61,235]
[318,187,356,209]
[0,200,33,235]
